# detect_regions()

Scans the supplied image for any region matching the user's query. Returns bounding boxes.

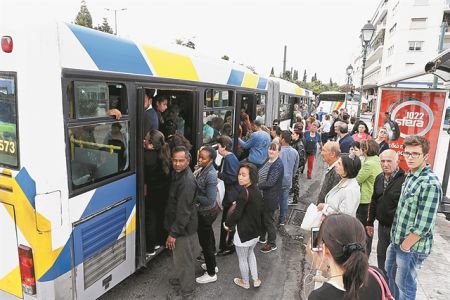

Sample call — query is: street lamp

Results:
[345,64,353,110]
[105,8,127,35]
[357,21,375,119]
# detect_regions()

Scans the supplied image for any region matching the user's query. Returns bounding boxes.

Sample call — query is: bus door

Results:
[136,85,198,267]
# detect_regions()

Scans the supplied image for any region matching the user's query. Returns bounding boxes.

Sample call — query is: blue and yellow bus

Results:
[0,20,308,299]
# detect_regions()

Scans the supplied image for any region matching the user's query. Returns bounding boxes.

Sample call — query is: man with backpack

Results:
[289,125,306,205]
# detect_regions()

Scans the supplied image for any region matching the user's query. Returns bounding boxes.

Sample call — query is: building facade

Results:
[352,0,448,112]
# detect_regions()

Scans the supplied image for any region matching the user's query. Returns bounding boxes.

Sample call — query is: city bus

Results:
[267,77,313,130]
[316,91,346,114]
[0,20,304,299]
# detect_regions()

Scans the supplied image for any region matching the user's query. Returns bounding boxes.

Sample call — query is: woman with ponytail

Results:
[144,130,171,257]
[308,214,386,300]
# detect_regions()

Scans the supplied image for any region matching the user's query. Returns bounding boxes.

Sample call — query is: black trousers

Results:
[219,205,235,251]
[260,209,277,246]
[356,203,373,256]
[377,224,391,273]
[197,210,219,275]
[145,189,168,251]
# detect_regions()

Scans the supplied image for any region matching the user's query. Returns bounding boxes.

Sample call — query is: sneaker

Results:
[253,279,262,288]
[196,254,205,262]
[258,239,267,244]
[154,245,161,250]
[201,263,219,273]
[278,223,285,226]
[217,249,235,256]
[233,277,250,289]
[288,201,298,206]
[146,251,156,259]
[260,243,277,253]
[196,272,217,284]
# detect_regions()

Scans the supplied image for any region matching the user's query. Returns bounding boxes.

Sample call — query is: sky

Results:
[2,0,381,84]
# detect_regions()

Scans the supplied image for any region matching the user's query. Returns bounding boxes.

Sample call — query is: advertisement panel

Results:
[376,88,447,170]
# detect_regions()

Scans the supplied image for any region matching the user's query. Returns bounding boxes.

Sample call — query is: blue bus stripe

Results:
[15,168,36,208]
[257,77,268,90]
[227,69,244,86]
[67,23,153,75]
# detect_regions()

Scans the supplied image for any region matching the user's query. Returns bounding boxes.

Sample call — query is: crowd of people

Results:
[139,95,442,300]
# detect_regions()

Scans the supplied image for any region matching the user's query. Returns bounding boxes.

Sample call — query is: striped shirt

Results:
[391,165,442,254]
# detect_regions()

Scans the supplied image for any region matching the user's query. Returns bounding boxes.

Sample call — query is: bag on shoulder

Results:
[216,178,225,210]
[368,266,395,300]
[225,188,249,229]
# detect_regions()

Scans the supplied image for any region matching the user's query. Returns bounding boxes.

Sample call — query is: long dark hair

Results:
[146,130,171,175]
[318,214,368,300]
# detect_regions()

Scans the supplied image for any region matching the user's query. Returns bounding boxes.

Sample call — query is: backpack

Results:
[304,133,316,155]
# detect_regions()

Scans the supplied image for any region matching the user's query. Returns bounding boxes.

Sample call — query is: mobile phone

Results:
[311,227,322,251]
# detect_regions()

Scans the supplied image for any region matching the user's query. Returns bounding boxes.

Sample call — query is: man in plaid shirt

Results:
[385,136,442,300]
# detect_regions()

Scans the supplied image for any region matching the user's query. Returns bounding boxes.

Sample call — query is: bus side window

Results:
[68,121,130,190]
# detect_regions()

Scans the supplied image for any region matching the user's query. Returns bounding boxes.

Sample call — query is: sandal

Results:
[233,278,250,289]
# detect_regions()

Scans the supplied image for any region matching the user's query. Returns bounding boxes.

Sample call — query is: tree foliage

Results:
[303,70,307,83]
[94,18,113,34]
[74,0,93,28]
[221,55,229,61]
[175,38,196,49]
[270,67,275,77]
[293,70,298,81]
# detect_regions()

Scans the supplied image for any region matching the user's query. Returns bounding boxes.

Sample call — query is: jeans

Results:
[385,243,428,300]
[197,210,219,276]
[279,187,290,224]
[377,224,391,273]
[260,209,277,246]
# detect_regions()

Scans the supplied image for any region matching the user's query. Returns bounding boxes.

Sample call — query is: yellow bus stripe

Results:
[241,73,259,89]
[142,45,199,81]
[0,266,22,298]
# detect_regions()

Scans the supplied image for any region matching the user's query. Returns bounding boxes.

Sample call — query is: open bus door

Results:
[135,87,146,269]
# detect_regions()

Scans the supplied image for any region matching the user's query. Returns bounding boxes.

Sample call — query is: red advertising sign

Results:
[376,88,447,170]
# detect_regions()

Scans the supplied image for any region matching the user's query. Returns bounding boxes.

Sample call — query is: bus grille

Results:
[83,236,126,289]
[81,208,127,289]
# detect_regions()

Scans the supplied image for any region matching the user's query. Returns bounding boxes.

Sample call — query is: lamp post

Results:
[357,21,375,119]
[105,8,127,35]
[345,64,353,110]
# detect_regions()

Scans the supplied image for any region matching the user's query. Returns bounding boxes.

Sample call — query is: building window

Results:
[408,41,424,51]
[410,18,427,29]
[405,63,415,68]
[387,45,394,56]
[386,65,392,76]
[389,23,397,35]
[414,0,429,5]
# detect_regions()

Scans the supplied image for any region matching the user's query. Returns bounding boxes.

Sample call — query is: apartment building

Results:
[352,0,447,112]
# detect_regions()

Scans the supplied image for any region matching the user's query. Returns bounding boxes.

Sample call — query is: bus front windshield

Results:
[0,73,18,169]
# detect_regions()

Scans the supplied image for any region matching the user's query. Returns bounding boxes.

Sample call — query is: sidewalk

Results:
[369,214,450,300]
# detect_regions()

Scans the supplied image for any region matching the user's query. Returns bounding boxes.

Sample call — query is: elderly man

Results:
[164,146,197,299]
[317,141,341,204]
[386,136,442,300]
[366,149,405,273]
[335,121,354,153]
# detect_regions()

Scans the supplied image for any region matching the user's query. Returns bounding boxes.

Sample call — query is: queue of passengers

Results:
[139,94,442,300]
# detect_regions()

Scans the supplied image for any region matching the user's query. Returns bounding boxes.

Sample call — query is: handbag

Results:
[300,203,323,230]
[368,267,395,300]
[225,188,249,244]
[216,178,225,210]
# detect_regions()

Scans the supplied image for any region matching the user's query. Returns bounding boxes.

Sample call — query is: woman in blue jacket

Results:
[258,142,284,253]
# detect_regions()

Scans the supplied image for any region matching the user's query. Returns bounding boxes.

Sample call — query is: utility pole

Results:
[105,8,127,35]
[283,45,287,78]
[433,21,448,88]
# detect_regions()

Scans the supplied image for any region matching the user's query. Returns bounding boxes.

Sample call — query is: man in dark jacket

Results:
[366,149,405,273]
[317,141,341,204]
[328,110,341,141]
[164,146,197,299]
[335,121,354,154]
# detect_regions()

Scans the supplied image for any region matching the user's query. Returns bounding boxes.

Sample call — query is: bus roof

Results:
[59,23,268,90]
[268,76,311,96]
